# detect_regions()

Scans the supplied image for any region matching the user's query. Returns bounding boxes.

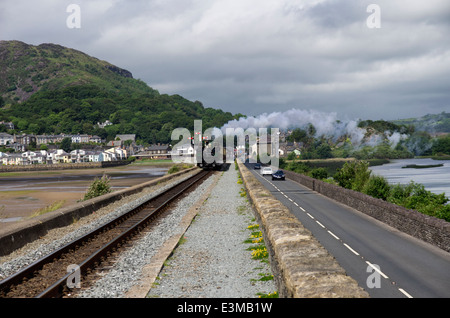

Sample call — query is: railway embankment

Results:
[0,167,199,257]
[237,161,369,298]
[283,170,450,254]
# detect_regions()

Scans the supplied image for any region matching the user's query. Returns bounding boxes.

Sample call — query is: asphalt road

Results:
[246,164,450,298]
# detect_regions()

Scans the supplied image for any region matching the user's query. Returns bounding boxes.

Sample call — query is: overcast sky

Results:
[1,0,449,121]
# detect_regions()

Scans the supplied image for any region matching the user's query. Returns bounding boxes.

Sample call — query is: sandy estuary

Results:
[0,163,171,231]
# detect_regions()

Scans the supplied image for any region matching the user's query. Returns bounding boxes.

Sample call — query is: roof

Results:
[116,134,136,141]
[147,144,170,151]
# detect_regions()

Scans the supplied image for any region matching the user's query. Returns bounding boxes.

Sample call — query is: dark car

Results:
[272,170,285,180]
[254,163,261,169]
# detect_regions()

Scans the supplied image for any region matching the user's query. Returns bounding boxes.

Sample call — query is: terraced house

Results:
[0,133,14,146]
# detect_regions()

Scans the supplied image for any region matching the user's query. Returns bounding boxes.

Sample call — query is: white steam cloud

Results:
[221,108,408,148]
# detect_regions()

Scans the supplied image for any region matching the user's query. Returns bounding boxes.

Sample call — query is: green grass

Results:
[29,200,66,218]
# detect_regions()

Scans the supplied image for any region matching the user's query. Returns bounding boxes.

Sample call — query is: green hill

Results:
[0,40,242,144]
[391,112,450,134]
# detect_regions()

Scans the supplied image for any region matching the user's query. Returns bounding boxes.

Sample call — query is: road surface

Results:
[247,164,450,298]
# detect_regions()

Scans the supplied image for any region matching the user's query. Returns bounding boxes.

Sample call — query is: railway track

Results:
[0,169,213,298]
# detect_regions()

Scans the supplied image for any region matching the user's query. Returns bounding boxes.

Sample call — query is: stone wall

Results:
[284,170,450,253]
[237,161,369,298]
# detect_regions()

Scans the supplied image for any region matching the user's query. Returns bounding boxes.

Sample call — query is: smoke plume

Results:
[221,108,409,148]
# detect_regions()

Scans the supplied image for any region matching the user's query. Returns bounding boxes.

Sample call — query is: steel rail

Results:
[0,169,211,298]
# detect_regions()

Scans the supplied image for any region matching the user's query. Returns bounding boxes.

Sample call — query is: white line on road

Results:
[344,243,360,256]
[366,261,389,279]
[327,230,340,240]
[398,288,413,298]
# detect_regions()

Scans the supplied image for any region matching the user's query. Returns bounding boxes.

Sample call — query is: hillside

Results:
[0,41,241,144]
[391,112,450,134]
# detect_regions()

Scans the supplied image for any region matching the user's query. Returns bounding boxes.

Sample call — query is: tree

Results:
[432,136,450,155]
[287,128,307,143]
[352,161,371,192]
[28,123,40,134]
[61,137,72,152]
[334,161,371,190]
[316,143,333,159]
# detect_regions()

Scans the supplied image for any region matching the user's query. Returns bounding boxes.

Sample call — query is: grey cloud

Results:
[0,0,449,121]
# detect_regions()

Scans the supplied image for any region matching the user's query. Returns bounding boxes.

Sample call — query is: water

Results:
[370,158,450,199]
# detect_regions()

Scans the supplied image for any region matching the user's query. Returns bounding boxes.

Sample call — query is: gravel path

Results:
[147,168,276,298]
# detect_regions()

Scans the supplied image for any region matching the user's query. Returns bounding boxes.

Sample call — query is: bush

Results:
[387,181,450,221]
[286,161,309,174]
[168,165,180,174]
[362,175,391,200]
[83,174,111,200]
[310,168,328,180]
[334,160,371,191]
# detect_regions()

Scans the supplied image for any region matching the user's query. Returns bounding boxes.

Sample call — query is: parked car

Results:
[261,167,273,176]
[254,163,261,169]
[272,170,285,180]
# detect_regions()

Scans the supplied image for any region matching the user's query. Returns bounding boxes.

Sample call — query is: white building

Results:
[105,147,127,160]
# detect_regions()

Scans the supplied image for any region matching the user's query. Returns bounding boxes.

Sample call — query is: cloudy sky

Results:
[1,0,449,121]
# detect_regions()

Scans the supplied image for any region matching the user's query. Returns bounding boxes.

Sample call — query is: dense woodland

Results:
[0,84,241,145]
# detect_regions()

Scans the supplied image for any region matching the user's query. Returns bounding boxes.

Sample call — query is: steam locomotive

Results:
[195,138,234,171]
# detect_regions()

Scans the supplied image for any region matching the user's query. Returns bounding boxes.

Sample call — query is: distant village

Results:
[0,129,175,165]
[0,121,302,166]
